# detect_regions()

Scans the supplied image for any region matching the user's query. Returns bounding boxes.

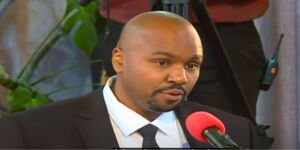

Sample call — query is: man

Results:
[92,0,269,121]
[0,11,256,148]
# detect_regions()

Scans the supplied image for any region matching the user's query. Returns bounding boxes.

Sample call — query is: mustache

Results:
[152,84,187,96]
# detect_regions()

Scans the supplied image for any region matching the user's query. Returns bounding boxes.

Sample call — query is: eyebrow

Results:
[191,55,203,62]
[151,51,203,62]
[151,51,175,57]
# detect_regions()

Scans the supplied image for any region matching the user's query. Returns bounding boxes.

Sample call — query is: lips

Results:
[159,89,184,101]
[161,89,184,95]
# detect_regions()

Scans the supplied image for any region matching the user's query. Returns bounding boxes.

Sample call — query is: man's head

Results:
[111,11,203,120]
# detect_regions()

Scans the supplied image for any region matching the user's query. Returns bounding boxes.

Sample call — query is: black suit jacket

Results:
[0,88,256,148]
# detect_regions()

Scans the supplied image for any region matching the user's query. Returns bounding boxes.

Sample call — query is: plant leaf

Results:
[72,18,97,54]
[65,0,78,13]
[8,86,33,113]
[31,93,49,107]
[0,65,4,74]
[63,0,99,54]
[8,85,50,113]
[63,9,80,33]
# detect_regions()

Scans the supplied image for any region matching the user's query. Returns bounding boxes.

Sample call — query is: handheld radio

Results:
[260,34,284,90]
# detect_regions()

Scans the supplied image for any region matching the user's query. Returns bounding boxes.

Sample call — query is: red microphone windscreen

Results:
[185,111,226,143]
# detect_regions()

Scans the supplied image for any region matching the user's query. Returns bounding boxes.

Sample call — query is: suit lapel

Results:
[74,88,211,148]
[175,101,212,148]
[75,88,119,148]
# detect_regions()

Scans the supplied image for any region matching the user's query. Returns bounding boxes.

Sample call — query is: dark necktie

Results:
[137,124,160,148]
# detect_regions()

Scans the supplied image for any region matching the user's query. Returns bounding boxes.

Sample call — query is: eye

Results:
[185,62,200,70]
[156,60,168,66]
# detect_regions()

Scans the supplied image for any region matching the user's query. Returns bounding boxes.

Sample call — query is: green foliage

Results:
[0,65,4,74]
[0,64,19,90]
[63,0,100,54]
[0,0,103,114]
[8,85,50,113]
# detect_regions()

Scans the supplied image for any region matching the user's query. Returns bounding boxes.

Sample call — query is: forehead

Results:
[141,25,202,56]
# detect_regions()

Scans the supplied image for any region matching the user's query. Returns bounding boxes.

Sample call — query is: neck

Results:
[140,111,161,122]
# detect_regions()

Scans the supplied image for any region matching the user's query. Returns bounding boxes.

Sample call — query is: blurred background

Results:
[0,0,299,148]
[255,0,299,148]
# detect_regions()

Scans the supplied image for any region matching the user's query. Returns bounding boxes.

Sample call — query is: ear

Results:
[112,48,123,73]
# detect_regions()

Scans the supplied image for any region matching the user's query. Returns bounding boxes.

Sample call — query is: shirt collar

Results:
[103,76,177,136]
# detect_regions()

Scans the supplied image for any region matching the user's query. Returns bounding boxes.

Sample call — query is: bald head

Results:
[112,11,203,73]
[118,11,199,49]
[124,11,191,28]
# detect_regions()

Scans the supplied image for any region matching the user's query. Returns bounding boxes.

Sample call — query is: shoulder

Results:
[1,88,103,123]
[0,88,104,148]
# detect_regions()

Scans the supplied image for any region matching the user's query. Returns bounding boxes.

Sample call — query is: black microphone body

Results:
[204,127,241,149]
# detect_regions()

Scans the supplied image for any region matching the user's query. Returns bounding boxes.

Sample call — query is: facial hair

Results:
[147,84,187,112]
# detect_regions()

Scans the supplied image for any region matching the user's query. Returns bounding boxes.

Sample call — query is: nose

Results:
[167,66,188,85]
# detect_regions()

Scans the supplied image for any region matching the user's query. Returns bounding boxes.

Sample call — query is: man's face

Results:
[113,24,203,118]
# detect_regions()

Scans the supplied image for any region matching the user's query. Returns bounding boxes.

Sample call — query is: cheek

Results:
[123,60,162,96]
[187,72,200,90]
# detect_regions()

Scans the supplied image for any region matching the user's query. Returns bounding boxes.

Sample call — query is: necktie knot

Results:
[138,124,158,137]
[137,124,160,148]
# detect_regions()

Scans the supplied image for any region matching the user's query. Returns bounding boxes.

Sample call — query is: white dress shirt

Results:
[102,76,190,148]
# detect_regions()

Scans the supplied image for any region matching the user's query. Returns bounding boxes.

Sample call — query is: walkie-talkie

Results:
[260,34,284,91]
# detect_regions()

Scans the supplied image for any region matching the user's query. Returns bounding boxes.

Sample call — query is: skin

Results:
[111,11,203,121]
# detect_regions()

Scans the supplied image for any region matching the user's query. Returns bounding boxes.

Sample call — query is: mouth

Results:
[159,89,184,102]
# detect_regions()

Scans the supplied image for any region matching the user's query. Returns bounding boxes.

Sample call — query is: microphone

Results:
[185,111,241,149]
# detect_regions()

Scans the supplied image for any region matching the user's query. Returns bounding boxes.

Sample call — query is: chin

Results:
[149,103,181,112]
[147,96,183,112]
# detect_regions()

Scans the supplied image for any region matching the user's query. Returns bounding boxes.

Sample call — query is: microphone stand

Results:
[151,0,189,19]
